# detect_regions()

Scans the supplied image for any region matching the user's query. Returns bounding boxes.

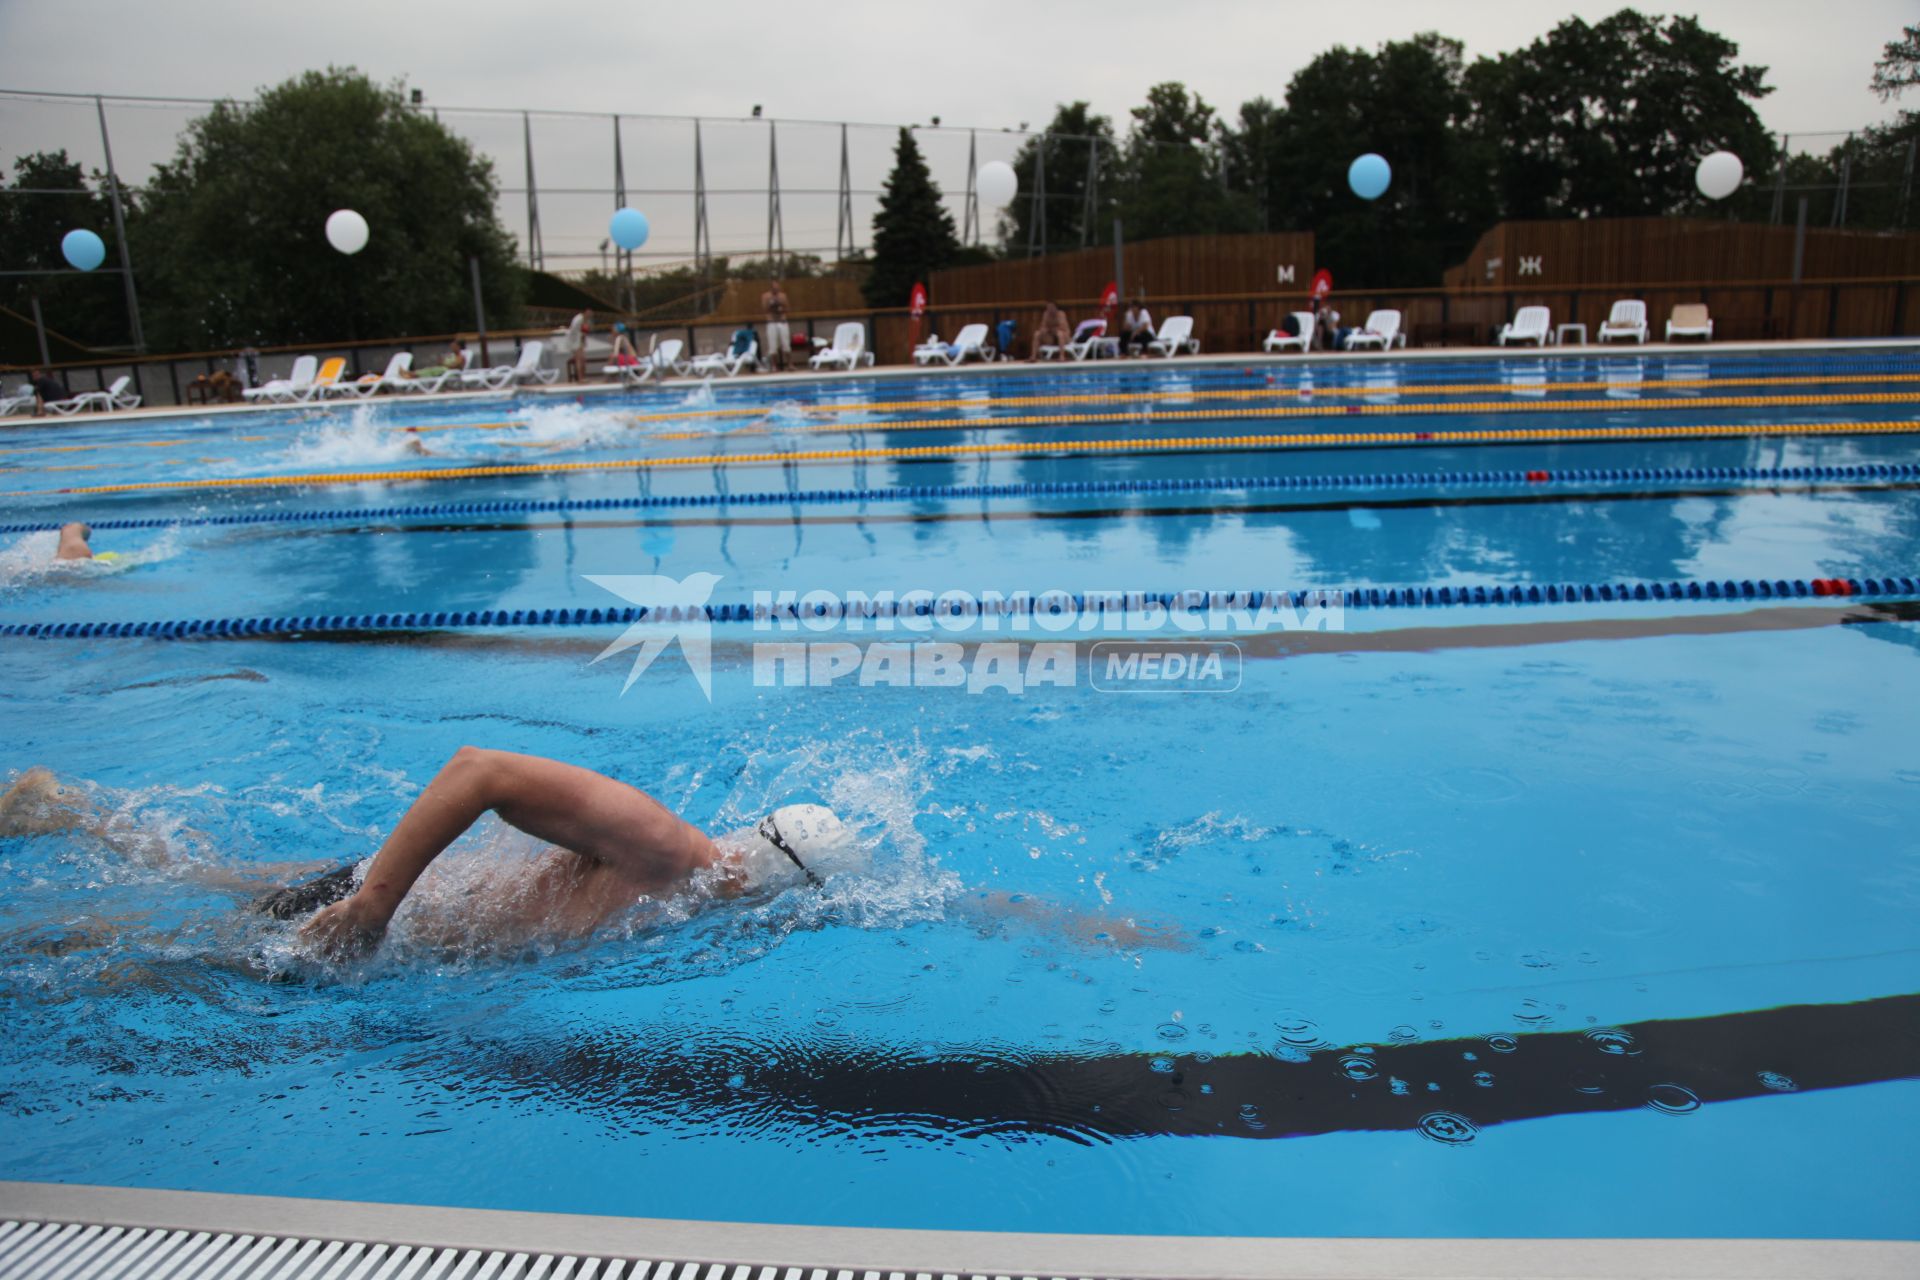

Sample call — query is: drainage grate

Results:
[0,1221,1096,1280]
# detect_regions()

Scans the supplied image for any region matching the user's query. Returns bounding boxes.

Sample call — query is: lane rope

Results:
[18,418,1920,499]
[2,461,1916,536]
[4,577,1913,641]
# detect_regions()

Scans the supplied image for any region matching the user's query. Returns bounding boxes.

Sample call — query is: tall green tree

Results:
[1115,83,1251,240]
[864,128,959,306]
[998,102,1117,253]
[1228,34,1495,286]
[131,68,523,350]
[1465,10,1777,219]
[1872,24,1920,100]
[0,151,128,357]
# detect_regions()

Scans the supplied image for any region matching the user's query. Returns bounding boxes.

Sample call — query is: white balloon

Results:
[977,160,1018,208]
[325,208,370,255]
[1695,151,1744,201]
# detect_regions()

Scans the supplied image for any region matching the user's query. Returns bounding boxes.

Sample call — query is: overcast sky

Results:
[1,0,1911,269]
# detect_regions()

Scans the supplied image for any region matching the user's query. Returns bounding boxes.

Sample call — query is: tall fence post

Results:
[1901,138,1916,230]
[469,255,489,366]
[1027,134,1048,258]
[1770,134,1788,225]
[1082,137,1101,249]
[1792,197,1809,283]
[1112,217,1125,304]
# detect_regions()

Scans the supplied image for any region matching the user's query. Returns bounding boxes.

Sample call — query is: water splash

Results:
[0,526,183,591]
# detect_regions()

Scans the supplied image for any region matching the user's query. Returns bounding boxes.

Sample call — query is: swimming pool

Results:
[2,347,1917,1244]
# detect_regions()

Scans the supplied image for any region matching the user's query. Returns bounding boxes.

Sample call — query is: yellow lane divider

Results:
[15,369,1920,456]
[22,418,1920,499]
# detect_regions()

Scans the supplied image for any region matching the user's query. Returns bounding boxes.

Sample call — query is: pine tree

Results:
[864,129,959,307]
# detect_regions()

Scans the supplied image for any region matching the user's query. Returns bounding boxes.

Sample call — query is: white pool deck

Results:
[9,336,1920,433]
[2,1182,1915,1280]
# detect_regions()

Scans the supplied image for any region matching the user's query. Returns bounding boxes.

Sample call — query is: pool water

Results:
[1,348,1917,1241]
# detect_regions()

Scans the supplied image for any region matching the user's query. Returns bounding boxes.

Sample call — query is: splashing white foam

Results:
[0,526,183,591]
[275,404,420,469]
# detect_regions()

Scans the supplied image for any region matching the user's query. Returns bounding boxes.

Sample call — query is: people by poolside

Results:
[1311,294,1343,351]
[565,310,593,382]
[607,323,642,370]
[1028,303,1071,361]
[28,368,67,416]
[761,280,792,372]
[1117,298,1155,357]
[411,338,469,380]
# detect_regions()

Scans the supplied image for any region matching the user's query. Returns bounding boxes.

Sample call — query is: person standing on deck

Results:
[761,281,792,373]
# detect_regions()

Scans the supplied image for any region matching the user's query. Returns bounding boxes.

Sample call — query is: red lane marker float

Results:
[1811,578,1858,596]
[1525,469,1551,483]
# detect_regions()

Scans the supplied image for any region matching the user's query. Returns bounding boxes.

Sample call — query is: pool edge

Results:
[2,1181,1913,1280]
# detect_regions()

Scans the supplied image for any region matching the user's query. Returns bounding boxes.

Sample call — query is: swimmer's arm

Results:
[954,890,1191,951]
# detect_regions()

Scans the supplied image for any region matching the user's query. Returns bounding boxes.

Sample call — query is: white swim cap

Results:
[719,803,862,892]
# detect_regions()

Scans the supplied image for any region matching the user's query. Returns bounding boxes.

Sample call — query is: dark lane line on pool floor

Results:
[480,992,1920,1144]
[125,601,1919,658]
[249,481,1920,538]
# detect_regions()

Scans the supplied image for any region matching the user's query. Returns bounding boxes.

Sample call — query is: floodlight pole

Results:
[1113,217,1125,303]
[961,130,980,247]
[612,113,631,312]
[30,295,51,368]
[469,255,489,366]
[836,122,857,261]
[94,96,145,357]
[523,113,543,270]
[693,119,712,286]
[1831,151,1852,227]
[767,119,785,275]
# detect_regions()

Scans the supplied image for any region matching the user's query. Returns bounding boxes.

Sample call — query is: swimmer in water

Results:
[0,749,1179,962]
[52,522,122,565]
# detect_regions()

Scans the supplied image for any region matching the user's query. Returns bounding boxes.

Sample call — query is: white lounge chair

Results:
[465,341,549,390]
[1,384,35,415]
[810,322,871,371]
[1496,306,1551,347]
[1264,313,1315,353]
[1066,319,1111,361]
[1666,304,1714,342]
[1144,316,1197,357]
[1599,300,1649,344]
[1343,309,1403,351]
[918,323,990,366]
[687,337,758,378]
[288,357,348,402]
[336,352,416,398]
[242,354,318,403]
[1037,319,1097,362]
[45,375,141,415]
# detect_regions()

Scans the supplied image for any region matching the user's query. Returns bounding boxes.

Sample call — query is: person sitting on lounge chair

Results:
[1117,300,1155,357]
[28,369,67,417]
[411,338,469,381]
[608,324,642,370]
[1028,303,1071,361]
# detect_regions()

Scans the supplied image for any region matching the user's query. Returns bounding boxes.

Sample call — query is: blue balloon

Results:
[61,229,106,271]
[609,207,650,251]
[1348,153,1391,201]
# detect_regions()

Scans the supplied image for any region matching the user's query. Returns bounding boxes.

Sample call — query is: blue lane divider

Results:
[3,462,1917,536]
[4,576,1915,641]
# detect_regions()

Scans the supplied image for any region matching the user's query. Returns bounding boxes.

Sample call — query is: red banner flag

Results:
[909,283,928,318]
